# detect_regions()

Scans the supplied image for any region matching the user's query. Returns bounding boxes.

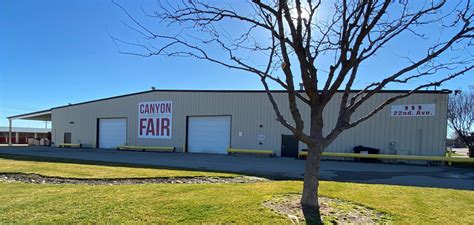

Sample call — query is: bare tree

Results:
[112,0,473,223]
[448,90,474,157]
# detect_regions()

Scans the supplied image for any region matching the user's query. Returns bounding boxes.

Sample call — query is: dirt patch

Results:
[264,194,392,224]
[0,173,268,185]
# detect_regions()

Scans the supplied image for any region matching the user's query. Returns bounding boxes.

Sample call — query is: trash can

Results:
[353,145,380,163]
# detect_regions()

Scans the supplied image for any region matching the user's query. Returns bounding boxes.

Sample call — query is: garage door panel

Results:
[188,116,231,154]
[99,118,127,149]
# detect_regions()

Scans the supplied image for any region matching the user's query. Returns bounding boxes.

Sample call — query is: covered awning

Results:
[8,109,52,121]
[6,109,52,146]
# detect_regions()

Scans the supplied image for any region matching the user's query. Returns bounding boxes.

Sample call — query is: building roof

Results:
[7,109,51,121]
[0,126,51,133]
[7,89,452,119]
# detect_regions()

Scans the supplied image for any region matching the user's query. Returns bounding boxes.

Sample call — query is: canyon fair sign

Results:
[391,104,435,117]
[138,101,172,139]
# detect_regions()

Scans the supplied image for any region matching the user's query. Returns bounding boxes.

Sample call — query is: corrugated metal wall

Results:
[51,91,448,156]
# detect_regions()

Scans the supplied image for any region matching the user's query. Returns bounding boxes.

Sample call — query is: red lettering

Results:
[158,103,163,113]
[139,118,147,135]
[165,103,171,113]
[161,118,170,137]
[149,104,155,114]
[146,118,155,135]
[155,118,160,135]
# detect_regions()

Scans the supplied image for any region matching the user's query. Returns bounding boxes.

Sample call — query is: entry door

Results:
[99,118,127,149]
[187,116,231,154]
[281,135,299,158]
[64,133,72,144]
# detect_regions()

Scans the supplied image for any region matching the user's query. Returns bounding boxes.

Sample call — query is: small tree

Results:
[448,90,474,157]
[112,0,473,223]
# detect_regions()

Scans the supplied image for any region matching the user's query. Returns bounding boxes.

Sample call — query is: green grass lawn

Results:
[0,157,236,178]
[0,156,473,224]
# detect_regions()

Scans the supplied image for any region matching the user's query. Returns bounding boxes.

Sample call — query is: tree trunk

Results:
[301,144,323,224]
[460,136,473,158]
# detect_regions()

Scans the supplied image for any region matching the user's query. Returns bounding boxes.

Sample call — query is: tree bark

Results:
[469,146,473,158]
[301,144,323,224]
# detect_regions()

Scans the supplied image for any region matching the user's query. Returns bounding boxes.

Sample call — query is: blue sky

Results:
[0,0,472,128]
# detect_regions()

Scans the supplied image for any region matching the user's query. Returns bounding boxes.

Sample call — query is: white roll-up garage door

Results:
[99,118,127,149]
[188,116,231,154]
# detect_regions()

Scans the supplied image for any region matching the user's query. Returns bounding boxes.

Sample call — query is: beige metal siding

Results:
[51,91,448,156]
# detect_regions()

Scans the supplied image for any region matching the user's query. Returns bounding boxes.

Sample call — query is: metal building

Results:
[7,90,449,157]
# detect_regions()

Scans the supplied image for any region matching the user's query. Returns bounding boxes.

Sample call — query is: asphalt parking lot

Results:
[0,146,472,190]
